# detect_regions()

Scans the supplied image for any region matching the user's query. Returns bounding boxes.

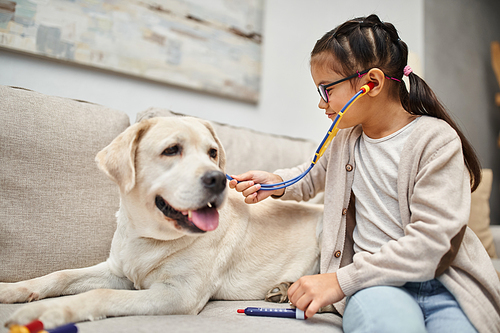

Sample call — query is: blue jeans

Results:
[342,279,477,333]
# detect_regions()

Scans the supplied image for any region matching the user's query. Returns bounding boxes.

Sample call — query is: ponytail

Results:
[403,71,482,191]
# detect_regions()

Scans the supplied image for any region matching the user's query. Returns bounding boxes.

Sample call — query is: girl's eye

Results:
[209,148,217,159]
[162,145,181,156]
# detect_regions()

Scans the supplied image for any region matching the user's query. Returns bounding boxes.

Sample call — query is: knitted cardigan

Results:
[275,116,500,333]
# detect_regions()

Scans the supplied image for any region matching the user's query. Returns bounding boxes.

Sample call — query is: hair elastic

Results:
[404,65,413,76]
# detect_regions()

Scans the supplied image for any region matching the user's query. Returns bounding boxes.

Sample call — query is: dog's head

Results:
[96,116,227,240]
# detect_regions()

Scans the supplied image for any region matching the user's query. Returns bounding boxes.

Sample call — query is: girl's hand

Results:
[228,171,284,204]
[288,273,345,318]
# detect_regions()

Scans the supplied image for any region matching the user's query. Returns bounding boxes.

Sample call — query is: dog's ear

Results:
[199,120,226,171]
[96,120,152,194]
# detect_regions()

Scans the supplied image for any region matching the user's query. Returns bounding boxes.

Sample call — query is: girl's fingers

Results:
[244,192,259,204]
[288,281,298,301]
[242,183,260,198]
[293,291,313,315]
[233,181,254,193]
[305,300,320,319]
[228,179,238,189]
[228,171,276,204]
[288,280,303,306]
[289,284,319,318]
[231,171,257,183]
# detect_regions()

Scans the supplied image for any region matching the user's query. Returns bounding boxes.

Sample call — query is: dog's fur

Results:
[0,117,322,328]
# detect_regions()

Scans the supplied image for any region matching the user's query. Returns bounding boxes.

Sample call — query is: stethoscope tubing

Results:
[226,83,372,191]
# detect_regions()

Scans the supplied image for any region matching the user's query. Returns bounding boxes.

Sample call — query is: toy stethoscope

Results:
[226,82,375,191]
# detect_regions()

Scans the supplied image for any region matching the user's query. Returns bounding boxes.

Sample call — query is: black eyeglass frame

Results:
[317,69,370,103]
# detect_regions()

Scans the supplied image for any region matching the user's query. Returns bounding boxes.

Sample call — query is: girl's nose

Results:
[318,98,328,110]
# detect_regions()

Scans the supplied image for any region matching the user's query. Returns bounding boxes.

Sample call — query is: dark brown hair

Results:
[312,14,481,191]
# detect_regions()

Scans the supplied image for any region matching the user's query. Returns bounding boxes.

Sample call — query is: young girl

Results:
[229,14,500,333]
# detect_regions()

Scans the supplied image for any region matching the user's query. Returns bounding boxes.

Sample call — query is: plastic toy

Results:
[9,320,77,333]
[237,307,306,320]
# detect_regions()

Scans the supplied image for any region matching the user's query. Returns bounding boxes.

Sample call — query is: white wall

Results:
[0,0,424,144]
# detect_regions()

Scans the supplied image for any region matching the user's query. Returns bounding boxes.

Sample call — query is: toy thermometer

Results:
[237,307,307,320]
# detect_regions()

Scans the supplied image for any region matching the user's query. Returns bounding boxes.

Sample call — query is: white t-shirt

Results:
[352,118,419,254]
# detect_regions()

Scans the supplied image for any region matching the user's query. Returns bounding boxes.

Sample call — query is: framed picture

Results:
[0,0,263,103]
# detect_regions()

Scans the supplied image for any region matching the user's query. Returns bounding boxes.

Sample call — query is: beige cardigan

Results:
[275,116,500,333]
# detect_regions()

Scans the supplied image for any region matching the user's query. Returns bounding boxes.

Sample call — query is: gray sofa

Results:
[0,86,342,332]
[1,85,498,333]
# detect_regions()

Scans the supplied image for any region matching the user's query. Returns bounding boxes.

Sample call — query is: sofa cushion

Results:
[468,169,496,258]
[0,300,344,333]
[0,86,130,282]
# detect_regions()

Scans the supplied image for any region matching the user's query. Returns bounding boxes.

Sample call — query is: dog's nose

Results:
[201,171,227,194]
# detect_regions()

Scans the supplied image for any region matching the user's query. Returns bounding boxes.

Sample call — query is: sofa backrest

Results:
[136,108,319,176]
[0,86,130,282]
[0,86,320,282]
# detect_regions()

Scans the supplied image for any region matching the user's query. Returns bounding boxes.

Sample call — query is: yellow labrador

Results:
[1,117,322,328]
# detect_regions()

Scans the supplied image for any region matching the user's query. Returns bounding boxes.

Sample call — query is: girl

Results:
[229,14,500,333]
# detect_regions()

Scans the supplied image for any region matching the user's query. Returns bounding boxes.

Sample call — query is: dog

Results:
[0,116,323,329]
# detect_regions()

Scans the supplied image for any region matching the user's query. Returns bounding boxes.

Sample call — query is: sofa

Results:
[0,85,498,333]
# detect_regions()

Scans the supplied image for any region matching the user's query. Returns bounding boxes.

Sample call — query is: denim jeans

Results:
[342,279,477,333]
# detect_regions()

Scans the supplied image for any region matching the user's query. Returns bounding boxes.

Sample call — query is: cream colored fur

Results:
[0,117,322,329]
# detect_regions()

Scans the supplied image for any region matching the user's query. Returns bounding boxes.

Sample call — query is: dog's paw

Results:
[5,300,72,329]
[0,282,40,304]
[265,282,293,303]
[318,304,337,314]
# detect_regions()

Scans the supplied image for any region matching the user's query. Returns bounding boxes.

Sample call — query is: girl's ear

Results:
[365,68,386,96]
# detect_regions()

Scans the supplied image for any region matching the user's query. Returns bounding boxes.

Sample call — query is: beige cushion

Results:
[469,169,496,258]
[0,86,130,282]
[0,300,344,333]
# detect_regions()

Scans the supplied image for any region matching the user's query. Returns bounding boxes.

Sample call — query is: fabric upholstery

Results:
[0,300,343,333]
[469,169,496,258]
[0,86,130,282]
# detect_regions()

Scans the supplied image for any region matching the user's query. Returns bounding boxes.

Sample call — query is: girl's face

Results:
[311,60,367,129]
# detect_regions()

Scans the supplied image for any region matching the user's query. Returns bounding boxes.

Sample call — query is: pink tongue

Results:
[191,207,219,231]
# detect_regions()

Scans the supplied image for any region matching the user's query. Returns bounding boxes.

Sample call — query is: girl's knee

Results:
[343,286,426,333]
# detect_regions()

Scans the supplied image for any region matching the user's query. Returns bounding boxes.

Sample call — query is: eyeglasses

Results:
[317,69,369,103]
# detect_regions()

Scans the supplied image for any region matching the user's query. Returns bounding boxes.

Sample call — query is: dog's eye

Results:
[208,148,218,159]
[162,145,181,156]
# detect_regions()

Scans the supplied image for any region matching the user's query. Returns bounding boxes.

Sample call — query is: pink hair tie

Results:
[403,65,413,76]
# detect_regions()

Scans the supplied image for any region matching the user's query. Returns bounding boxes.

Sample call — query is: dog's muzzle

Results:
[155,171,226,233]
